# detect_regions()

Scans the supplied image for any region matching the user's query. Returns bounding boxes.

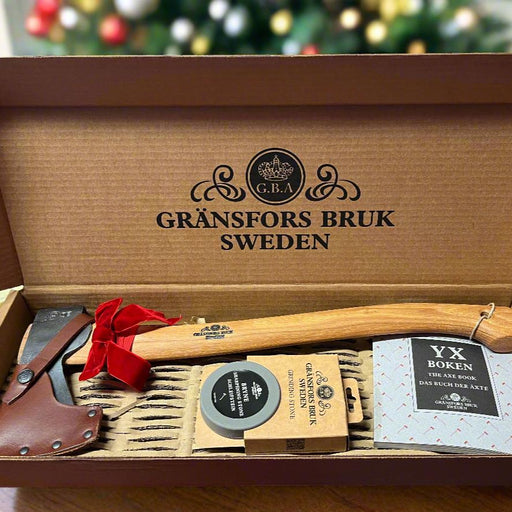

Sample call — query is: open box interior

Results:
[1,55,512,485]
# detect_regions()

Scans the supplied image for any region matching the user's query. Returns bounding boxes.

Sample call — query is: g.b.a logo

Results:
[189,147,361,204]
[246,148,305,205]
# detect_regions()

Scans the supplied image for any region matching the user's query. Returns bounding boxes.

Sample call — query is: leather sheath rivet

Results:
[83,430,93,439]
[17,369,34,385]
[52,441,62,450]
[88,410,97,418]
[19,447,29,455]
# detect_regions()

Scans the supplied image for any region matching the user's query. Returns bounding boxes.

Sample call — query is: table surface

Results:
[1,486,512,512]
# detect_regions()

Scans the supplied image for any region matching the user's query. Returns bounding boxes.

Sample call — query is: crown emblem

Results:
[251,382,263,399]
[258,155,294,182]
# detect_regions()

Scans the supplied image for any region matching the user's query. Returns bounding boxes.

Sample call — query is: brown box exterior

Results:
[1,54,512,486]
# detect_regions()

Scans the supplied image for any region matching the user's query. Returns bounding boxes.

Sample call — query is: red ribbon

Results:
[79,298,180,390]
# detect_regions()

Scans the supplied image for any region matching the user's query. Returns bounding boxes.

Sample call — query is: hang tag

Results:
[343,377,364,424]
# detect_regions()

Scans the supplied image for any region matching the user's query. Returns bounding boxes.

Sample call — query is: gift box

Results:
[1,54,512,486]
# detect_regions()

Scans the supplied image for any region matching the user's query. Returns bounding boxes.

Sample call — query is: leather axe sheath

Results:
[0,309,102,456]
[65,303,512,364]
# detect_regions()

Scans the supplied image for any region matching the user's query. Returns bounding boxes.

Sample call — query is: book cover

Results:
[373,336,512,454]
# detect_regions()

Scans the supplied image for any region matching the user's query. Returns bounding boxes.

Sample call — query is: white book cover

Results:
[373,336,512,454]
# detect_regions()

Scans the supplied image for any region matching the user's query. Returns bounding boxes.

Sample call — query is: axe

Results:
[1,308,102,456]
[63,302,512,365]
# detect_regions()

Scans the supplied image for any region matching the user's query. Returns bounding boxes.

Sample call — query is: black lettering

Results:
[176,212,195,229]
[230,211,245,229]
[311,233,329,250]
[298,211,312,228]
[358,210,376,228]
[261,211,279,228]
[233,234,258,250]
[260,234,275,249]
[340,211,356,227]
[321,211,336,228]
[281,211,298,228]
[210,211,231,228]
[296,234,311,250]
[220,234,233,250]
[246,211,261,228]
[377,210,395,227]
[196,210,214,228]
[156,212,174,228]
[276,234,294,250]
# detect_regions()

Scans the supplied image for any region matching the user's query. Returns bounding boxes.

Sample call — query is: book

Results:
[373,336,512,454]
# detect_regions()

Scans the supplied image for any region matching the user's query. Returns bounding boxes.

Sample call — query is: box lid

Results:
[0,55,512,308]
[2,54,512,107]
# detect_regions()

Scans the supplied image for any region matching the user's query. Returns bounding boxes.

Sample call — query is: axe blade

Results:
[20,307,92,405]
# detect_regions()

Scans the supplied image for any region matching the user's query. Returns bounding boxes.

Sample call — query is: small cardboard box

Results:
[1,55,512,486]
[244,355,350,455]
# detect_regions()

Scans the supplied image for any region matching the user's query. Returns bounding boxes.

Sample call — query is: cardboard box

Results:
[244,355,350,455]
[1,54,512,485]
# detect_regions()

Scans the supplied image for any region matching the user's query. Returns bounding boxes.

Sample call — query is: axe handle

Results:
[65,303,512,364]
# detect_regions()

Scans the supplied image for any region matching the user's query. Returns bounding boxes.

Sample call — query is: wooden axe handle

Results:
[65,303,512,364]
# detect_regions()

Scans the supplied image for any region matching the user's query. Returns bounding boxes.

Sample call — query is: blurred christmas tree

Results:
[25,0,510,55]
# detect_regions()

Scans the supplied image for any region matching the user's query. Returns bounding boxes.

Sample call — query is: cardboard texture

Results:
[1,105,512,316]
[0,194,22,290]
[1,55,512,107]
[67,342,377,458]
[0,292,32,386]
[1,55,512,485]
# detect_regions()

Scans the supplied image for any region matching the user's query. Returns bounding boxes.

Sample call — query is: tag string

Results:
[469,303,495,341]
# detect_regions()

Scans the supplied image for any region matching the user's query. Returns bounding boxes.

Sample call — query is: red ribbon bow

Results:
[79,298,180,390]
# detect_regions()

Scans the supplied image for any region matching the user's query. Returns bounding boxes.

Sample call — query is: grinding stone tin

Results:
[200,361,281,439]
